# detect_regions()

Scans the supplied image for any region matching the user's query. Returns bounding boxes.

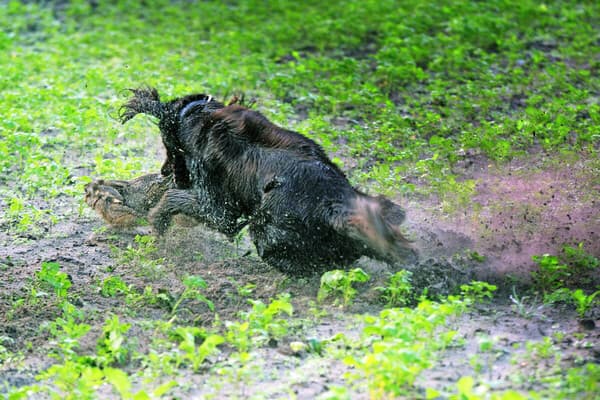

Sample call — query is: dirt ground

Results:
[0,151,599,398]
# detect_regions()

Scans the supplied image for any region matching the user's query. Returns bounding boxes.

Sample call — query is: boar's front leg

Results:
[148,188,242,236]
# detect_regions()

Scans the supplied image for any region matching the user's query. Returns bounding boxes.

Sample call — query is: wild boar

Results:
[119,87,416,274]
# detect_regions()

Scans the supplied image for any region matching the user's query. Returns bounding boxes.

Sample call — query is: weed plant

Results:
[318,268,370,306]
[531,244,599,305]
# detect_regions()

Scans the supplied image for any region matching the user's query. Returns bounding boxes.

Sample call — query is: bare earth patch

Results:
[405,151,599,282]
[1,152,598,398]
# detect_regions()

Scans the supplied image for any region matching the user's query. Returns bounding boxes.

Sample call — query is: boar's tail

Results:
[119,86,167,123]
[345,195,417,263]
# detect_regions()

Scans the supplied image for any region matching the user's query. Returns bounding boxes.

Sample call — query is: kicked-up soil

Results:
[0,151,598,398]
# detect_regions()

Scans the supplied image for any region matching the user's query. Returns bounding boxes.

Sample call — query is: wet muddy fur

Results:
[119,87,416,274]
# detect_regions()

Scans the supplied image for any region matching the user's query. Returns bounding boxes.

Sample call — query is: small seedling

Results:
[245,293,294,340]
[36,261,72,300]
[525,337,559,361]
[532,247,599,304]
[46,316,91,361]
[466,250,486,263]
[236,282,256,298]
[226,279,256,305]
[170,275,214,317]
[448,376,492,400]
[562,243,599,270]
[531,254,570,296]
[100,276,130,297]
[173,326,224,371]
[318,268,370,306]
[123,285,172,312]
[4,196,57,235]
[460,281,497,304]
[571,289,599,319]
[113,235,168,280]
[376,270,413,307]
[96,314,131,367]
[225,294,293,351]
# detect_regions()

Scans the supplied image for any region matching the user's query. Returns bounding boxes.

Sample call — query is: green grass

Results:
[1,0,598,216]
[1,1,599,399]
[8,275,597,399]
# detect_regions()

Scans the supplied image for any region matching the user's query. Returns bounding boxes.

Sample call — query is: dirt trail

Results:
[404,152,600,282]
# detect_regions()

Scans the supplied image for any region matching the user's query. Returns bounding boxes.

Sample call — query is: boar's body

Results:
[120,88,415,274]
[249,156,375,272]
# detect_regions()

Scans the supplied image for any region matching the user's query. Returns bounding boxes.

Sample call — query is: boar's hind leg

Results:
[148,189,241,236]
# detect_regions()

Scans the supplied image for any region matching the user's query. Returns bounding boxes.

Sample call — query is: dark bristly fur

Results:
[120,87,416,274]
